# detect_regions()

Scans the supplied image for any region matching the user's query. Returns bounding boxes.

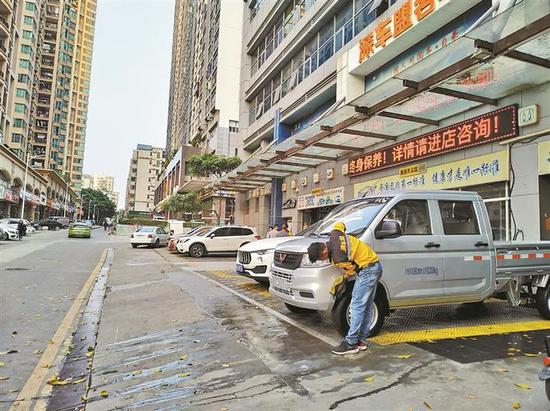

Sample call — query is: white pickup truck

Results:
[269,191,550,337]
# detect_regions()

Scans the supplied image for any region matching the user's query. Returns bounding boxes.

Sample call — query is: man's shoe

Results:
[356,341,368,351]
[331,340,359,355]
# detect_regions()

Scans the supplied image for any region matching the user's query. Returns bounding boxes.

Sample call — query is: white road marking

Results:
[190,270,339,347]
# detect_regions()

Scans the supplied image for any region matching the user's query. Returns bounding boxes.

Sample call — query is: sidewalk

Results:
[82,247,546,410]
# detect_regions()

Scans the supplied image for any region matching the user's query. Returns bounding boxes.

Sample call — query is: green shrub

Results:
[118,218,168,228]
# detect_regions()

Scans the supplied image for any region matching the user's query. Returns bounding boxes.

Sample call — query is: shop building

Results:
[0,144,80,220]
[216,0,550,240]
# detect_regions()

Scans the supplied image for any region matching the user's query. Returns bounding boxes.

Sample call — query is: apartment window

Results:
[14,103,27,114]
[11,134,23,143]
[23,16,34,26]
[25,1,36,11]
[13,119,27,129]
[21,44,32,55]
[229,120,239,133]
[22,30,33,40]
[16,88,29,100]
[19,59,31,69]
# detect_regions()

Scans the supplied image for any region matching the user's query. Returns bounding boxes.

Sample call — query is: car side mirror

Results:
[375,220,402,239]
[208,233,216,238]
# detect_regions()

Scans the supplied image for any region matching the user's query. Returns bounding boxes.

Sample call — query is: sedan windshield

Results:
[137,227,156,233]
[311,197,391,237]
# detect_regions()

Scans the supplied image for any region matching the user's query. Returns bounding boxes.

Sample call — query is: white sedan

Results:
[0,223,18,240]
[236,236,302,284]
[177,226,259,257]
[130,226,170,248]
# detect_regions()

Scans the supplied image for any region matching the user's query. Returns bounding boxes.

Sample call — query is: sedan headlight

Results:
[254,249,274,255]
[301,254,331,268]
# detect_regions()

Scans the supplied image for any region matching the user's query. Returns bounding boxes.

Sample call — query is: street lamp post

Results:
[87,201,94,220]
[93,203,97,222]
[63,179,70,218]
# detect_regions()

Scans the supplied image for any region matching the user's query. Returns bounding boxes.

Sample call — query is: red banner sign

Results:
[348,105,518,178]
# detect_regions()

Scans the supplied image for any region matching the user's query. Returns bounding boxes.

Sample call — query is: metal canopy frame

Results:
[214,4,549,192]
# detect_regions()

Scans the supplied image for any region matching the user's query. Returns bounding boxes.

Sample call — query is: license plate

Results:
[236,264,244,273]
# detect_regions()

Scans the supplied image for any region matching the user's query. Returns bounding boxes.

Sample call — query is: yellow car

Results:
[68,223,92,238]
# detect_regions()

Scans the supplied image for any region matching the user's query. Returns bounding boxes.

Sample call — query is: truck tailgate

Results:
[495,241,550,276]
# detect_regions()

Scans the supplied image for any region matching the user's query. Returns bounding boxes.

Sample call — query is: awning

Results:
[216,0,549,192]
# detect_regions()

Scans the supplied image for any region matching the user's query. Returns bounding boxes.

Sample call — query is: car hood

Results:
[274,236,325,253]
[239,236,302,252]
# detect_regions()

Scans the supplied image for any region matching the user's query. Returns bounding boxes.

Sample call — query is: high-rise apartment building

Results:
[2,0,96,192]
[126,144,165,214]
[0,0,17,144]
[165,0,243,157]
[156,0,243,222]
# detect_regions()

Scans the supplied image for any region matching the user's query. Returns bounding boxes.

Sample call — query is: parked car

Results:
[236,236,303,284]
[177,226,260,258]
[0,223,18,240]
[0,218,35,235]
[270,190,550,337]
[68,223,92,238]
[50,216,70,228]
[168,226,211,252]
[38,218,64,230]
[130,226,170,248]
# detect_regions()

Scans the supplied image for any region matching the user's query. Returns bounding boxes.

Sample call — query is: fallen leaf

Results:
[47,375,71,386]
[221,408,228,411]
[424,401,433,409]
[0,350,17,355]
[9,389,19,393]
[73,377,87,384]
[0,376,9,380]
[132,370,143,375]
[33,350,42,355]
[152,368,162,374]
[41,364,52,369]
[512,402,521,409]
[363,376,375,384]
[81,336,86,341]
[0,362,5,367]
[11,331,17,336]
[100,390,109,398]
[222,363,231,368]
[339,378,345,383]
[514,383,531,391]
[445,375,457,381]
[85,349,94,358]
[178,373,191,378]
[193,340,200,343]
[48,339,54,344]
[179,354,188,361]
[523,353,538,357]
[397,354,413,359]
[467,394,478,400]
[499,368,508,373]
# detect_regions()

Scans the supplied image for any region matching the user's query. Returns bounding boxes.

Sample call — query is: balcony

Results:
[0,15,9,36]
[0,0,13,16]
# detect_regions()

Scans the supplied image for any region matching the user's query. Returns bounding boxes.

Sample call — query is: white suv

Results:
[177,226,259,257]
[236,236,301,284]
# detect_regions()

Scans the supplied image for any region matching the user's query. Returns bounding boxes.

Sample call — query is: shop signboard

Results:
[358,0,445,64]
[4,189,20,204]
[282,198,297,210]
[348,105,518,178]
[539,140,550,176]
[298,187,344,210]
[354,151,508,197]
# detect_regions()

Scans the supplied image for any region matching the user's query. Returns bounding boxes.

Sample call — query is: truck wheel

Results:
[284,303,316,314]
[536,284,550,320]
[131,244,137,248]
[332,291,386,338]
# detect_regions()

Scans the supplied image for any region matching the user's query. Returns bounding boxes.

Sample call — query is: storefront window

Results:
[459,182,508,241]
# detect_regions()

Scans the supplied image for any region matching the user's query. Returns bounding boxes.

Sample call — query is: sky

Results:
[84,0,175,208]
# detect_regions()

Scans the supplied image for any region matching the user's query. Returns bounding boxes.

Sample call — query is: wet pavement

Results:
[75,246,550,410]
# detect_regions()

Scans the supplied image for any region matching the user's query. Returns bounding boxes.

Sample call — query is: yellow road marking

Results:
[237,282,271,298]
[211,270,240,279]
[10,249,110,411]
[371,320,550,345]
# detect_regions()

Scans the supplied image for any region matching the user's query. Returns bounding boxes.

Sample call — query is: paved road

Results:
[0,229,126,408]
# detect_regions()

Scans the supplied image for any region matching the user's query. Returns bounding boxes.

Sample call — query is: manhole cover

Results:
[5,268,29,271]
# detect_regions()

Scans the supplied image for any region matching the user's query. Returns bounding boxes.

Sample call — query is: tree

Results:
[82,188,116,221]
[181,191,203,216]
[188,153,242,178]
[161,194,185,220]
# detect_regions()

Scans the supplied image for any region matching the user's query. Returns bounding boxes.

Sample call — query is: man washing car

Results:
[307,222,382,355]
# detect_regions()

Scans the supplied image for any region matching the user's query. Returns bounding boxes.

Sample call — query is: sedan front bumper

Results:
[236,251,273,280]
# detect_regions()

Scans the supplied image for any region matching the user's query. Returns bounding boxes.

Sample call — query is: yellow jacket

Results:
[328,222,378,277]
